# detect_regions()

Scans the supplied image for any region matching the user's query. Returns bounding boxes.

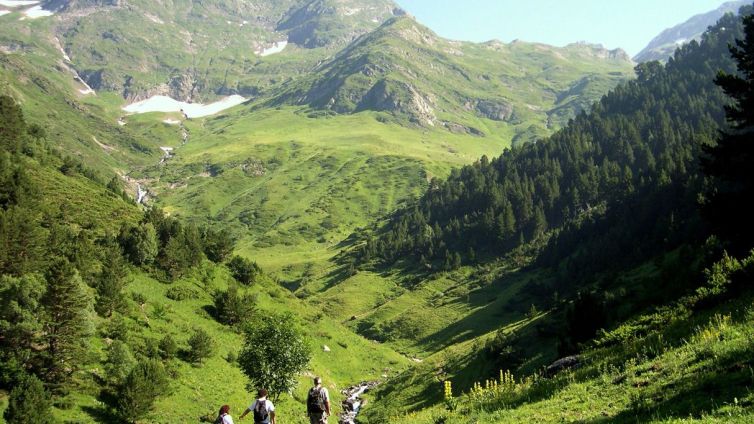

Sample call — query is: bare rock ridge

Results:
[634,0,748,62]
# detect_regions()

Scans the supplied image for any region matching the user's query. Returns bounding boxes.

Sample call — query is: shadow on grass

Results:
[582,345,754,423]
[82,389,122,423]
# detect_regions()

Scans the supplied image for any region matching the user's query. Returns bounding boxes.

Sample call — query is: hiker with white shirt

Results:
[216,405,234,424]
[239,388,276,424]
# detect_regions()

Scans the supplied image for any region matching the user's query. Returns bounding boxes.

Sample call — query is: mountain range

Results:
[1,1,753,423]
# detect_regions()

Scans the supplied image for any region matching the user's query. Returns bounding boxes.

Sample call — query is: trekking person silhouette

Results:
[239,389,276,424]
[216,404,234,424]
[307,377,331,424]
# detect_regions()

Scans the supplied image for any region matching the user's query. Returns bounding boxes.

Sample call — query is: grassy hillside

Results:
[365,251,754,423]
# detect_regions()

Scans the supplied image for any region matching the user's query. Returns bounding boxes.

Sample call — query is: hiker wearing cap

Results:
[307,377,331,424]
[239,388,276,424]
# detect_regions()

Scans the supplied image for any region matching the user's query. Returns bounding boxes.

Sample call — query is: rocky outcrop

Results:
[545,355,582,377]
[357,79,435,126]
[465,99,514,121]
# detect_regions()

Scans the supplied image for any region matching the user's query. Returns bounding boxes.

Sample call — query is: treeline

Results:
[353,10,746,277]
[0,94,263,422]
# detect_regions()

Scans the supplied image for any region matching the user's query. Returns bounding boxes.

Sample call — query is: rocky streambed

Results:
[339,381,379,424]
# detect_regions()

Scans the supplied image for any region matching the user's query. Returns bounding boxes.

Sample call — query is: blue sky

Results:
[395,0,738,56]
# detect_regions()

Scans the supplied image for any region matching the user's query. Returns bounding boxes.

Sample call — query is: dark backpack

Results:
[307,387,326,414]
[214,414,225,424]
[253,400,269,423]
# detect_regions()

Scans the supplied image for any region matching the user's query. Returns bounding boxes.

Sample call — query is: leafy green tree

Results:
[104,340,136,385]
[213,284,257,327]
[238,313,311,401]
[227,255,261,285]
[116,359,169,423]
[95,243,129,317]
[703,13,754,252]
[186,328,214,364]
[3,373,56,424]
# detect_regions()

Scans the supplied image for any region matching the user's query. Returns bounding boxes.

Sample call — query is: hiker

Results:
[307,377,331,424]
[216,405,234,424]
[239,388,276,424]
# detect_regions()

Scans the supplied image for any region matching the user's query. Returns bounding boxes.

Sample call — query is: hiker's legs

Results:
[309,413,327,424]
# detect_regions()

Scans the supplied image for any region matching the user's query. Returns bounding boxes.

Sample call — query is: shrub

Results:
[213,284,257,326]
[227,255,261,285]
[116,360,169,423]
[165,285,199,301]
[186,328,214,364]
[159,334,178,360]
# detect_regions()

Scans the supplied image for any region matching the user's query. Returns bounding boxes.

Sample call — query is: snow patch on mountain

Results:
[123,95,247,118]
[256,41,287,56]
[0,0,38,7]
[22,5,53,18]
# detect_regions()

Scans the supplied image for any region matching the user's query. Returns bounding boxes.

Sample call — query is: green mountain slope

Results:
[0,95,407,423]
[268,16,633,138]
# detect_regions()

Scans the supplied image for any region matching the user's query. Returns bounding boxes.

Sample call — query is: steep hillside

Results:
[269,16,633,136]
[0,0,402,101]
[343,7,754,422]
[634,0,747,62]
[0,95,408,423]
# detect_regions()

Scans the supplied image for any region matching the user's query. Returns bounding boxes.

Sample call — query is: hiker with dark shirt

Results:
[239,389,276,424]
[307,377,331,424]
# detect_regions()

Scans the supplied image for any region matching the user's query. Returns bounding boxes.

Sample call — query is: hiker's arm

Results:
[270,411,276,424]
[325,400,331,416]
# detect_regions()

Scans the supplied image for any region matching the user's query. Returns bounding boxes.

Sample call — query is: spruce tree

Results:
[95,244,129,317]
[116,359,169,423]
[41,259,94,384]
[703,13,754,252]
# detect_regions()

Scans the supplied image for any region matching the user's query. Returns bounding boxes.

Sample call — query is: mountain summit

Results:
[634,0,748,62]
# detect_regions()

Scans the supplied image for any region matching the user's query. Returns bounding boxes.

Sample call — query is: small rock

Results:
[323,345,331,352]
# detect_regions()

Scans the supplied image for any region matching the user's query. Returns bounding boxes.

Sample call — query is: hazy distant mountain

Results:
[634,0,747,62]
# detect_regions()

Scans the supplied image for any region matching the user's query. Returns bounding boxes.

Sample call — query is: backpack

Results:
[253,400,269,423]
[307,387,326,414]
[214,414,226,424]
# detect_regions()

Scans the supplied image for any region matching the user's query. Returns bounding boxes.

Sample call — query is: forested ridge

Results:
[354,9,748,277]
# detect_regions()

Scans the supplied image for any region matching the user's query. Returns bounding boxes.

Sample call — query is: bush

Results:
[213,284,257,326]
[187,328,214,364]
[165,285,199,301]
[159,334,178,360]
[4,374,56,424]
[227,255,261,285]
[116,360,169,423]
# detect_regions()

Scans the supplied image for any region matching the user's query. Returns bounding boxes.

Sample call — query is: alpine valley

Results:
[0,1,753,423]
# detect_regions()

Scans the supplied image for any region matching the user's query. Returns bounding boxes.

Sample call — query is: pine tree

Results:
[186,328,214,364]
[41,259,94,384]
[116,360,169,423]
[3,374,56,424]
[703,13,754,252]
[95,244,129,317]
